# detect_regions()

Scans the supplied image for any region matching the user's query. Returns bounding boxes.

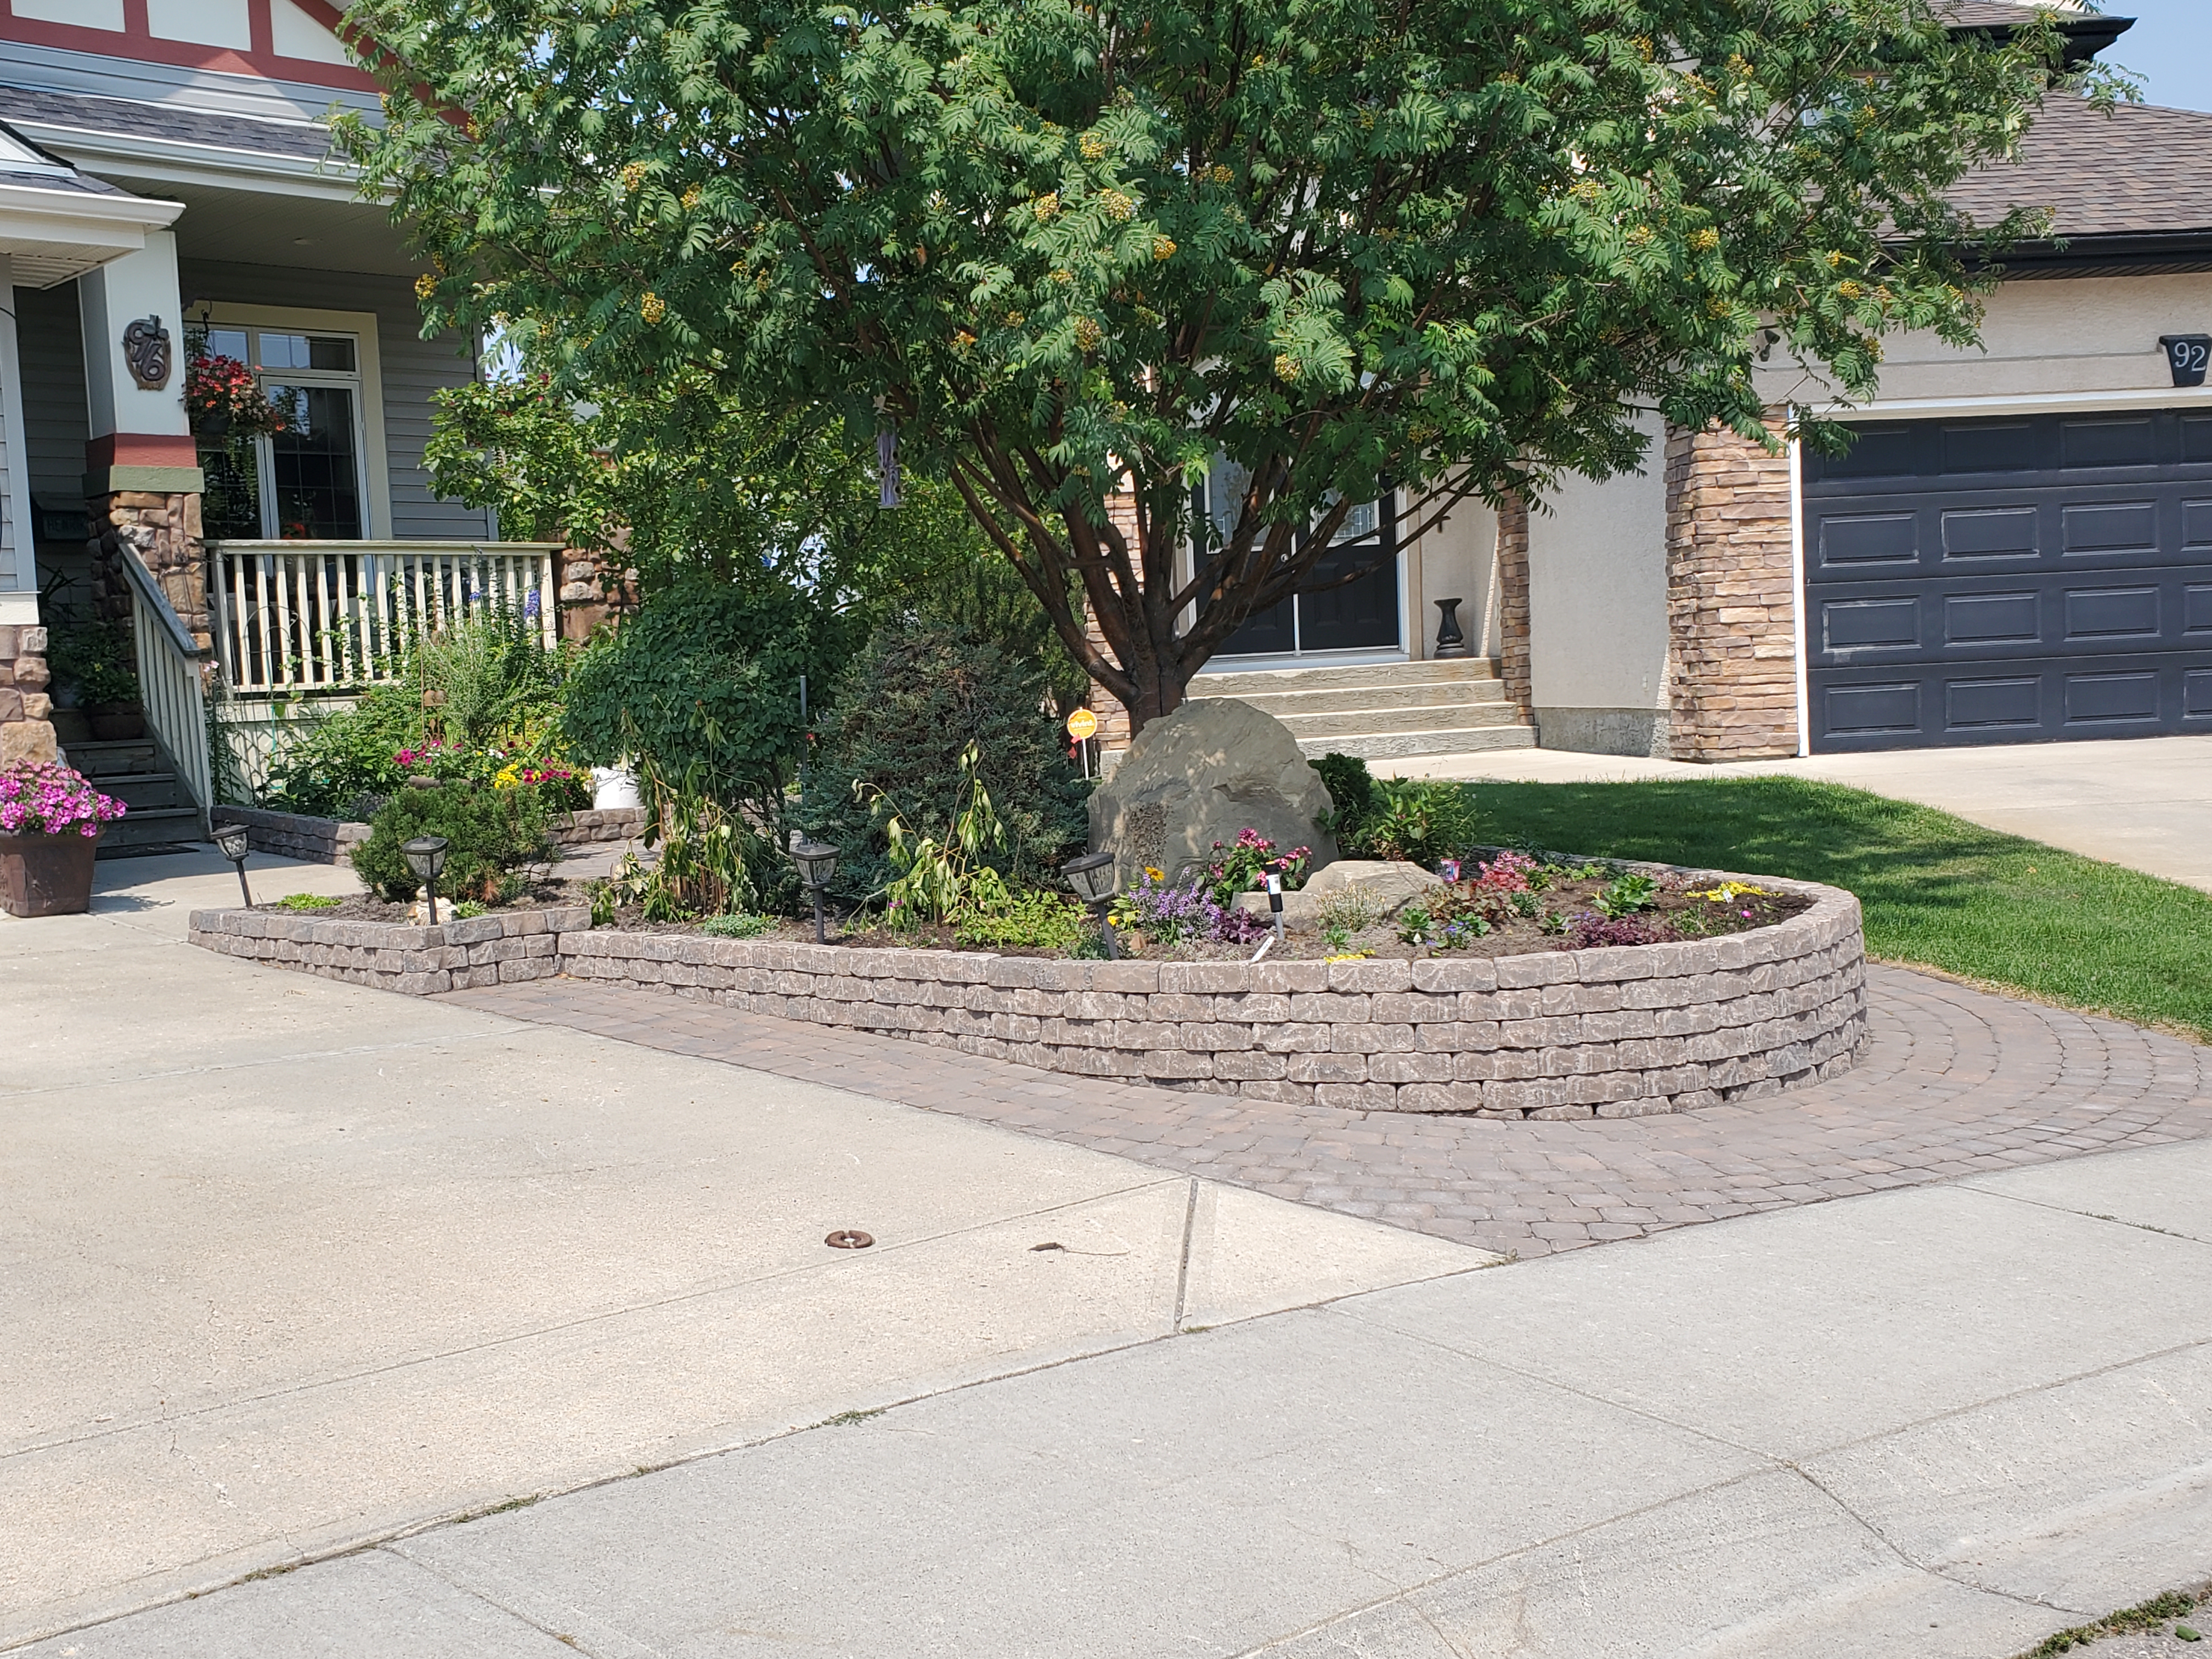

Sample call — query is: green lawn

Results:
[1463,776,2212,1044]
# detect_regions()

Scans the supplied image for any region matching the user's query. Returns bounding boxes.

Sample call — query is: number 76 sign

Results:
[2160,334,2211,387]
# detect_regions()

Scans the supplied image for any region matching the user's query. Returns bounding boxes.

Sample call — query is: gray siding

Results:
[178,260,494,541]
[19,281,91,599]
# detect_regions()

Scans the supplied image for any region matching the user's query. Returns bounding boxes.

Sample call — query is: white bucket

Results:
[591,766,641,810]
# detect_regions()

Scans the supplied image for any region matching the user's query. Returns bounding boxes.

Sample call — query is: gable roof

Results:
[1942,2,2134,66]
[1953,95,2212,274]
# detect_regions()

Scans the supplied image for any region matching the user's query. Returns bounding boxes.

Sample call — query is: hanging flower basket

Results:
[185,352,288,439]
[0,763,127,917]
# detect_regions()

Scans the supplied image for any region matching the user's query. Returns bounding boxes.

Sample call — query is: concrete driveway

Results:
[1389,732,2212,891]
[0,861,1474,1647]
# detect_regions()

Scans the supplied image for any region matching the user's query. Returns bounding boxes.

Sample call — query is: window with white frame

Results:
[191,320,372,540]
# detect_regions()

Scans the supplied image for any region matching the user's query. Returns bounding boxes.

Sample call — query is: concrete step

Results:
[97,805,204,856]
[1194,679,1513,716]
[1293,725,1538,760]
[1271,702,1529,740]
[68,738,163,777]
[1194,658,1498,698]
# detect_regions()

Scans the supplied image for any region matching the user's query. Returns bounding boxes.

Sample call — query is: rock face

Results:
[1090,697,1338,880]
[1233,859,1442,929]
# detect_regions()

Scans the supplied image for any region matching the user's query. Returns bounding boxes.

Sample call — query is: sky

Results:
[2103,0,2212,112]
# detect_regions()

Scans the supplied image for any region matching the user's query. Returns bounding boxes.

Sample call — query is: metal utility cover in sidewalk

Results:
[1802,409,2212,751]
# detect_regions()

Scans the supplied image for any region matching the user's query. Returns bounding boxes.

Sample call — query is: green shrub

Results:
[351,782,552,902]
[275,892,341,911]
[261,684,423,817]
[794,617,1088,904]
[1314,752,1478,870]
[561,577,831,808]
[701,912,774,939]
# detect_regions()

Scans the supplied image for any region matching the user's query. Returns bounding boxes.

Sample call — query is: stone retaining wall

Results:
[213,805,647,864]
[188,874,1867,1120]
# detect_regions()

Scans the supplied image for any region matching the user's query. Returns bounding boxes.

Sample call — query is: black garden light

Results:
[1061,849,1120,960]
[789,836,839,943]
[401,835,450,926]
[214,822,253,907]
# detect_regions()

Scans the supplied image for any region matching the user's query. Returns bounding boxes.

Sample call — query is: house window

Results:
[194,324,369,540]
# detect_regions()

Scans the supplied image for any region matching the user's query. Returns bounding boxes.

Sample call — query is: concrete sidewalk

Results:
[23,1136,2212,1658]
[1384,732,2212,892]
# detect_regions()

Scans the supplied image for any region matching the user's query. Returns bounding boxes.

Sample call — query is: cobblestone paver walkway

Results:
[443,964,2212,1259]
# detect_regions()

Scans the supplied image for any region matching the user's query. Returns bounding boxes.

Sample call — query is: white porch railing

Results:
[208,540,565,695]
[117,543,215,831]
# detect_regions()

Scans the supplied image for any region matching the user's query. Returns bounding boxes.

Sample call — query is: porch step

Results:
[95,805,204,855]
[1186,658,1536,760]
[66,738,163,777]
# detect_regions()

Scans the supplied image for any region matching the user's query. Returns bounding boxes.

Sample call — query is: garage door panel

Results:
[1804,410,2212,749]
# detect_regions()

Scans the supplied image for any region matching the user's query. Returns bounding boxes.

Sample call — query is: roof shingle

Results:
[1951,95,2212,239]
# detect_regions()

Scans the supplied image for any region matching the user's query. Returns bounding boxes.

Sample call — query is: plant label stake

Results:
[1266,871,1285,943]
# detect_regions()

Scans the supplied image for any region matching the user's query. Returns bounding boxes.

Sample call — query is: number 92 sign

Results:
[2160,334,2212,387]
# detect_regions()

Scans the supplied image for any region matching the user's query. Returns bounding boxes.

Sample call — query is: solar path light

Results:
[214,822,253,907]
[789,837,839,943]
[1061,849,1120,960]
[401,835,450,926]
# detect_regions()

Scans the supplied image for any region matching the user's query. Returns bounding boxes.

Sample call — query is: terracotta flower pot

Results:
[87,704,145,741]
[0,827,102,917]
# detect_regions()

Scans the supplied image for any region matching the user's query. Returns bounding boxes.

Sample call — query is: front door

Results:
[1207,477,1402,658]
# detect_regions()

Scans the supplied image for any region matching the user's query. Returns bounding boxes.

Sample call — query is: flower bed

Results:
[188,862,1868,1120]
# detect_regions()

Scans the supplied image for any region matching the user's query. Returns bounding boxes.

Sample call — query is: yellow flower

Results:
[414,272,438,301]
[1837,279,1864,300]
[681,184,702,210]
[640,291,666,324]
[1034,191,1059,221]
[1073,317,1102,352]
[1051,268,1073,284]
[1152,234,1176,261]
[1099,189,1135,222]
[1689,227,1720,252]
[1080,134,1108,161]
[1143,866,1164,881]
[1274,352,1300,382]
[620,160,648,193]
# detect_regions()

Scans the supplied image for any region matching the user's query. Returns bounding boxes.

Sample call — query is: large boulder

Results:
[1090,697,1338,880]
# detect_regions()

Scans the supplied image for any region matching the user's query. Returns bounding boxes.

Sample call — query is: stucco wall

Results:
[1761,271,2212,413]
[1521,411,1671,755]
[1402,492,1500,662]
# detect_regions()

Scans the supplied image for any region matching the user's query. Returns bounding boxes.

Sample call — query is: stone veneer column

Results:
[1663,419,1799,760]
[90,490,211,651]
[1493,494,1533,718]
[1080,490,1139,753]
[0,624,57,765]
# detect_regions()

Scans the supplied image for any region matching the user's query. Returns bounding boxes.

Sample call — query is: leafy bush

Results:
[1314,752,1479,869]
[595,761,767,922]
[261,684,422,816]
[46,618,139,707]
[562,577,829,810]
[351,782,552,902]
[952,874,1087,952]
[275,892,341,911]
[702,911,774,939]
[1201,828,1311,906]
[795,617,1088,904]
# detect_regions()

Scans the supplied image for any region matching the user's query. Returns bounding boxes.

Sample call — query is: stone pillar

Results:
[1081,491,1139,753]
[1663,418,1799,761]
[90,490,210,649]
[0,624,57,766]
[1494,495,1533,719]
[555,531,638,643]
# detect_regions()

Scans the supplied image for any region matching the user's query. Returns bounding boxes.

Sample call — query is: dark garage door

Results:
[1803,410,2212,751]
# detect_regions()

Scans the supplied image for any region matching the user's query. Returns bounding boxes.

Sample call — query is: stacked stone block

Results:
[1663,419,1799,760]
[0,624,56,766]
[1494,494,1533,719]
[190,905,581,994]
[189,876,1867,1120]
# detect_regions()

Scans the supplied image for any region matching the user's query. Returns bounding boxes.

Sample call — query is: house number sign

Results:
[122,314,172,391]
[2160,334,2211,388]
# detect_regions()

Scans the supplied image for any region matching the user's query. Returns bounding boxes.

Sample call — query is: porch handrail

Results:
[116,543,216,832]
[208,540,565,696]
